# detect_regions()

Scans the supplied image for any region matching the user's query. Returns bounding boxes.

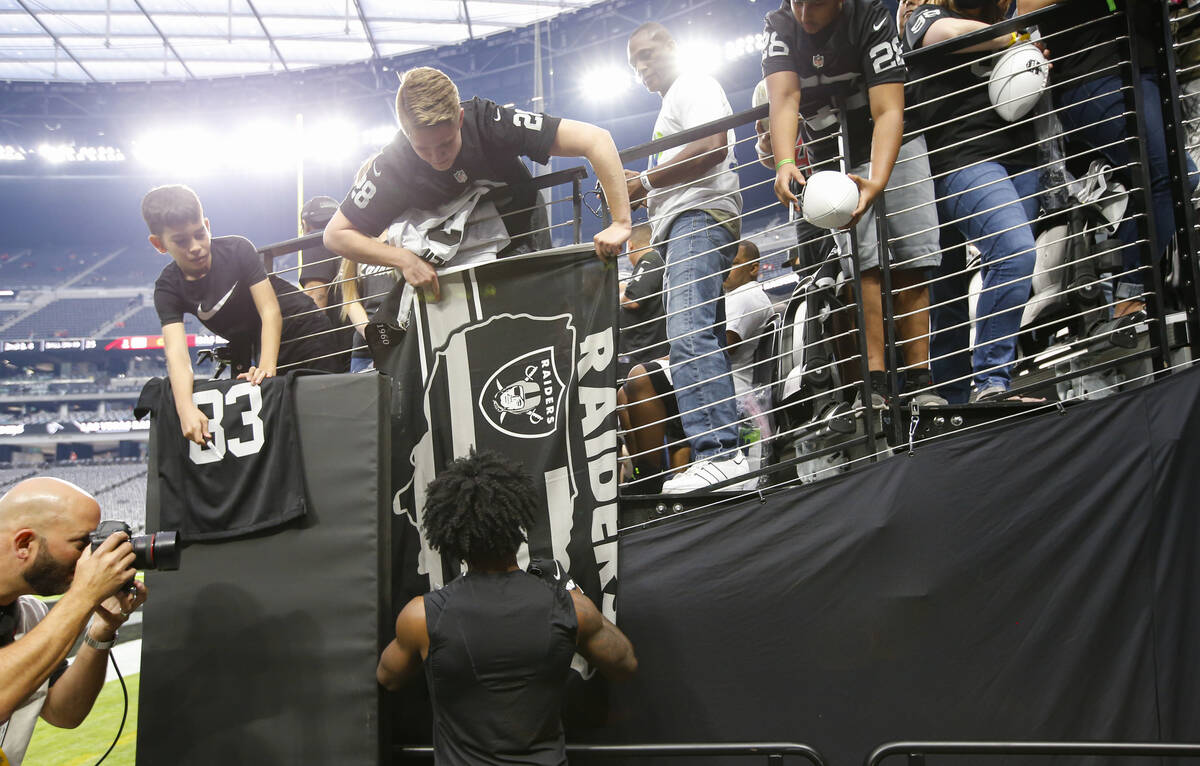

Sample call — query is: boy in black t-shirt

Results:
[143,184,339,446]
[323,66,633,301]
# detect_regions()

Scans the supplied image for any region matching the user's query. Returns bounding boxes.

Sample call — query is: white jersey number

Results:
[352,179,377,209]
[188,383,266,465]
[512,109,543,131]
[868,40,905,74]
[764,31,790,59]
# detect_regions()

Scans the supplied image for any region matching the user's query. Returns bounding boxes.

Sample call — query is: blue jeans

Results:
[350,355,374,373]
[1056,72,1200,299]
[930,225,972,404]
[663,210,739,459]
[935,163,1039,392]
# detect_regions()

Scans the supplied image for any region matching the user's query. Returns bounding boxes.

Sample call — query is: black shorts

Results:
[645,359,686,448]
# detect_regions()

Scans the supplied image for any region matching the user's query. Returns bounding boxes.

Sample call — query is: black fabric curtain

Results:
[601,368,1200,765]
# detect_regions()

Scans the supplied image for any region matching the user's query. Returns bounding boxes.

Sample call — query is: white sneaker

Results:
[661,451,753,494]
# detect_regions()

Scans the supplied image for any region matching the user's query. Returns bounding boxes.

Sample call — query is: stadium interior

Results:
[3,0,1200,762]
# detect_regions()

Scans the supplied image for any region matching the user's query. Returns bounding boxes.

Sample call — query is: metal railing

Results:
[397,741,828,764]
[867,740,1200,766]
[230,0,1199,510]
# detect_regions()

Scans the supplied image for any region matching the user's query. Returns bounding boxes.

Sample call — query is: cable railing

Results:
[397,742,829,764]
[866,740,1200,766]
[226,0,1197,505]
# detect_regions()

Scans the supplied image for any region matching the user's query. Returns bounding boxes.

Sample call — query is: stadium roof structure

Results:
[0,0,605,83]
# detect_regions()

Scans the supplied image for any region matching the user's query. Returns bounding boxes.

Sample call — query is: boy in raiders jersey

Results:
[324,66,632,302]
[762,0,945,407]
[143,184,341,447]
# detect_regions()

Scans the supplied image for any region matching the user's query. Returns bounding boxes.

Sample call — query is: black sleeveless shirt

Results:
[424,570,578,765]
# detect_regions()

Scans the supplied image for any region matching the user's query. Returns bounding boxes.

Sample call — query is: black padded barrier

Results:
[606,368,1200,766]
[137,372,391,766]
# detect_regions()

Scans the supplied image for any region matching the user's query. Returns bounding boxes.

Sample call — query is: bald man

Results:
[0,477,147,766]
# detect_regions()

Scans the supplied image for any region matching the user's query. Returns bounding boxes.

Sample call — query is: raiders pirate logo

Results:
[479,346,566,439]
[812,54,825,69]
[453,169,468,183]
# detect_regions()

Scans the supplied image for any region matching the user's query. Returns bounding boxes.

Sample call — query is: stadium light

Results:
[360,125,397,150]
[131,129,214,174]
[37,143,72,164]
[303,118,360,164]
[723,32,769,62]
[34,143,125,163]
[132,118,400,174]
[229,121,300,170]
[579,66,639,100]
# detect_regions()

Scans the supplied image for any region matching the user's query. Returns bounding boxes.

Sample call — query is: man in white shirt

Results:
[626,21,749,493]
[0,478,146,766]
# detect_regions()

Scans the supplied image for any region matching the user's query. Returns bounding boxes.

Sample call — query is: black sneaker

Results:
[903,368,948,407]
[853,371,890,410]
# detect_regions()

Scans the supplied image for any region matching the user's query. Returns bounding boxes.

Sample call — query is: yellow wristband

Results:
[776,158,795,170]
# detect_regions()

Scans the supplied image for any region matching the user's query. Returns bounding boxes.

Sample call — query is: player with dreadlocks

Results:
[377,449,637,765]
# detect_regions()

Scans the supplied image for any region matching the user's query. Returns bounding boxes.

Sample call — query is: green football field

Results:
[23,673,139,766]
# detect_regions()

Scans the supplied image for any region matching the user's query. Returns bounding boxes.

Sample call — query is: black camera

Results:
[89,520,182,572]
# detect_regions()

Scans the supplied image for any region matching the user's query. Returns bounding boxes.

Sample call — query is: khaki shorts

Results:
[838,135,941,274]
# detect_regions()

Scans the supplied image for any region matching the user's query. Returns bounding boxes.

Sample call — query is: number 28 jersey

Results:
[135,375,308,541]
[339,97,561,250]
[761,0,907,167]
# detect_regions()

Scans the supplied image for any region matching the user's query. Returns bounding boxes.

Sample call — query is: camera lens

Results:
[130,531,181,571]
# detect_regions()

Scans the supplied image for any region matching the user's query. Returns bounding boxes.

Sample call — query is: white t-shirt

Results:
[725,281,774,397]
[646,73,743,243]
[0,597,54,766]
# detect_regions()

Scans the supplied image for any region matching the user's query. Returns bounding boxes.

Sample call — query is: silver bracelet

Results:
[83,629,117,651]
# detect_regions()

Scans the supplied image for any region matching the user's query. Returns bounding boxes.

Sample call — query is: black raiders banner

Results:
[382,244,620,632]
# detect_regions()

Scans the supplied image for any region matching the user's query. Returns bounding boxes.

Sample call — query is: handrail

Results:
[867,740,1200,766]
[255,164,592,260]
[398,741,828,764]
[903,0,1086,63]
[620,104,768,165]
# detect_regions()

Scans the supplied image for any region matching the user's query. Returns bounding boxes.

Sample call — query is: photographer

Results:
[377,450,636,764]
[0,477,147,765]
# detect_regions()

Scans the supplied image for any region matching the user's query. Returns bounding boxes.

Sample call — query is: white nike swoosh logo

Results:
[873,18,886,30]
[197,283,237,321]
[372,160,381,177]
[494,109,502,121]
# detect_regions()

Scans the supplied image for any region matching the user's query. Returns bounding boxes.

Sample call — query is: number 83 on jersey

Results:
[188,382,267,465]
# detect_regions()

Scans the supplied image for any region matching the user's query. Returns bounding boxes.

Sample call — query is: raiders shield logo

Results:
[453,169,468,183]
[479,346,567,439]
[812,54,825,69]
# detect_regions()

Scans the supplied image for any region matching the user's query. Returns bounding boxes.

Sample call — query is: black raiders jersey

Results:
[1034,0,1154,87]
[761,0,907,167]
[136,375,309,541]
[154,235,321,346]
[903,5,1037,176]
[339,97,561,251]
